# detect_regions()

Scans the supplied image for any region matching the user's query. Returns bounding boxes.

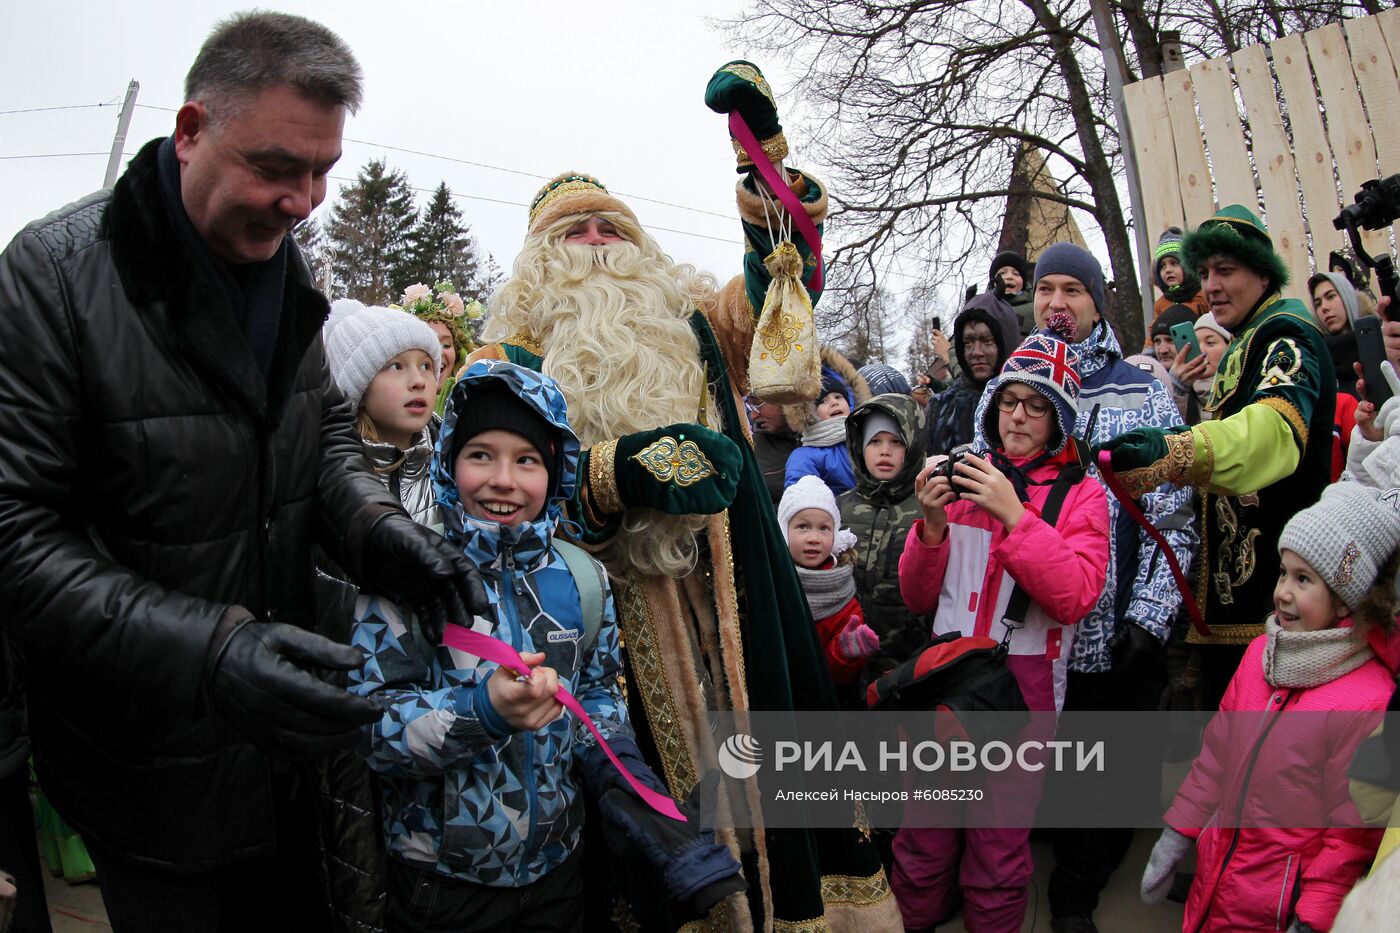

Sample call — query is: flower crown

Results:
[394,281,484,322]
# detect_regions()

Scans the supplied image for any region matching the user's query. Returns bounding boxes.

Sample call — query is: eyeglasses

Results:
[994,392,1052,419]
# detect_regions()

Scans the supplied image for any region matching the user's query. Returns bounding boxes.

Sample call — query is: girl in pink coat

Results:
[892,315,1110,932]
[1142,482,1400,933]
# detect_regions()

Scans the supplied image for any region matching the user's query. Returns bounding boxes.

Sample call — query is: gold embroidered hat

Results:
[528,172,638,237]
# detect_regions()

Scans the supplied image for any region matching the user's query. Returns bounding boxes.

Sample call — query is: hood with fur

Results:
[783,345,873,433]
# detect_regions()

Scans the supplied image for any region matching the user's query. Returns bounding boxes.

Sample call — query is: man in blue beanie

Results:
[1004,242,1197,933]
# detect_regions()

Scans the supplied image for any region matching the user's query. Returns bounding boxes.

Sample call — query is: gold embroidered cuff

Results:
[1165,428,1203,485]
[1256,396,1309,448]
[589,438,623,515]
[732,131,789,168]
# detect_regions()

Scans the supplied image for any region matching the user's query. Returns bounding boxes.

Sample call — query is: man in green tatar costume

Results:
[1100,205,1336,709]
[464,62,899,932]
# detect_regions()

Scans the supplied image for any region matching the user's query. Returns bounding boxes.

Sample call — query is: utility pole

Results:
[1087,0,1156,337]
[103,80,140,188]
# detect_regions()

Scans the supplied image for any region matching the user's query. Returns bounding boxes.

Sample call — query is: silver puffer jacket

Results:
[365,417,440,526]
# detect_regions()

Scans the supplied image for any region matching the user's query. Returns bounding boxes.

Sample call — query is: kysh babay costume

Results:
[465,63,898,933]
[1104,206,1336,703]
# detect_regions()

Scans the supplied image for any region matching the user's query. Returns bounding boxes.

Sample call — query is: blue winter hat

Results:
[857,363,912,396]
[1033,242,1106,314]
[818,366,852,406]
[981,312,1082,456]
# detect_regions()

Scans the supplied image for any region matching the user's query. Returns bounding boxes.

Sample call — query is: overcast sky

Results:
[1,0,795,289]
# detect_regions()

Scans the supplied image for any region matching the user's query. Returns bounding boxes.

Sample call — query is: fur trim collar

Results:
[103,137,330,425]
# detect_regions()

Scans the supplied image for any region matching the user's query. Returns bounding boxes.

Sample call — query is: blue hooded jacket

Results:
[349,360,630,886]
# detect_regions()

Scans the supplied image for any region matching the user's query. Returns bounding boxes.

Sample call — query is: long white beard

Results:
[503,241,721,579]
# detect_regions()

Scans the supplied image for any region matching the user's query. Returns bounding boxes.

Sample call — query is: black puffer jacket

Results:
[0,138,402,869]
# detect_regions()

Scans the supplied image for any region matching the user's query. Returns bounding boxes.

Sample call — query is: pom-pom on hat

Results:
[528,172,638,237]
[1033,242,1106,314]
[778,475,858,556]
[982,311,1082,456]
[1182,204,1290,292]
[324,299,443,410]
[1279,483,1400,611]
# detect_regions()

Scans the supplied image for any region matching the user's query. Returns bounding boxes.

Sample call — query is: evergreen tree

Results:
[292,217,331,292]
[405,181,501,301]
[325,159,418,304]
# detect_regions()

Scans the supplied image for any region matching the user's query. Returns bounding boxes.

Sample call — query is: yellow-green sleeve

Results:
[1193,402,1300,494]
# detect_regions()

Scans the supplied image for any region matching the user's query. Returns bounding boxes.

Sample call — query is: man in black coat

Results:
[0,12,485,931]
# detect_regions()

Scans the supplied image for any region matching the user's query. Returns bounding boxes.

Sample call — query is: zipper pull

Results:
[503,549,524,595]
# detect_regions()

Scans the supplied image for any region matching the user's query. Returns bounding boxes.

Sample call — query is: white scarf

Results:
[1261,616,1374,689]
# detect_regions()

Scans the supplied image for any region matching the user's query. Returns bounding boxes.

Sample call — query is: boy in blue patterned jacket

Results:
[350,360,743,931]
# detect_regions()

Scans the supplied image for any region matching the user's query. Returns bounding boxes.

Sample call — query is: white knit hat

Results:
[1193,312,1232,343]
[323,299,443,409]
[778,475,857,556]
[1279,483,1400,610]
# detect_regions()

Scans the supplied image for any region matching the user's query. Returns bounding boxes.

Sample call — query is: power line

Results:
[0,104,114,116]
[0,152,107,161]
[133,103,736,223]
[327,175,741,246]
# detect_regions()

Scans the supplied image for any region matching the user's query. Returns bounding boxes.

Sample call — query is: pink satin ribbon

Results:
[1095,451,1210,638]
[729,112,824,292]
[441,624,687,822]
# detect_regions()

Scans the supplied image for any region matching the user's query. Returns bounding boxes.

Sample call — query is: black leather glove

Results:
[1109,620,1162,679]
[599,770,747,915]
[357,510,489,644]
[205,608,380,759]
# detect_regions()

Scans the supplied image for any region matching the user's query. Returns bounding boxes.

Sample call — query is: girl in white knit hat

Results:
[778,475,880,693]
[1142,482,1400,933]
[323,298,443,525]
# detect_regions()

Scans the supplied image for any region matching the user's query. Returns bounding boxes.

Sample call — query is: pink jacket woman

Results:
[1166,631,1395,932]
[898,447,1110,711]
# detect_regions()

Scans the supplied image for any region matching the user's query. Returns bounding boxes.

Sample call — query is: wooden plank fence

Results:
[1124,11,1400,298]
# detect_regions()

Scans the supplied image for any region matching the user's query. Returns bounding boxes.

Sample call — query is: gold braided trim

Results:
[676,898,735,933]
[773,916,828,933]
[733,131,790,167]
[820,871,895,907]
[1119,430,1197,495]
[1255,396,1309,448]
[617,579,698,797]
[1186,620,1264,645]
[589,438,622,515]
[503,330,544,358]
[1197,424,1215,486]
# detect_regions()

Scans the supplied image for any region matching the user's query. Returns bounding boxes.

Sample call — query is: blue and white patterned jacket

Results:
[350,361,628,886]
[976,321,1197,672]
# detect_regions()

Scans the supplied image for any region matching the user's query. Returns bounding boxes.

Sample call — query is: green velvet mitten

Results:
[704,60,786,171]
[1096,424,1196,497]
[613,424,741,516]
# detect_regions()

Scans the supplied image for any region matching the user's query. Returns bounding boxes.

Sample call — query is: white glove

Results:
[1141,827,1192,904]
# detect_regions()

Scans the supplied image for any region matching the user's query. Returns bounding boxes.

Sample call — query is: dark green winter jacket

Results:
[838,393,929,683]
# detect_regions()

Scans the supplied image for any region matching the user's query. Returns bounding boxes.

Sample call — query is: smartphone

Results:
[1170,321,1201,362]
[930,316,942,334]
[1357,316,1393,406]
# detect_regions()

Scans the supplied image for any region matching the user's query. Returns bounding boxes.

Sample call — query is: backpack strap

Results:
[997,440,1089,648]
[553,538,607,655]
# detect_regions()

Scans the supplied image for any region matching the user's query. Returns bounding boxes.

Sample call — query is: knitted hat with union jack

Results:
[982,311,1082,456]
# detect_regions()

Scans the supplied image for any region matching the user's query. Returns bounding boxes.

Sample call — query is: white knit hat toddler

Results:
[324,299,443,409]
[778,475,857,556]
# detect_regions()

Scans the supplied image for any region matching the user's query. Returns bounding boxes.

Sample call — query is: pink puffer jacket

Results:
[1166,630,1395,932]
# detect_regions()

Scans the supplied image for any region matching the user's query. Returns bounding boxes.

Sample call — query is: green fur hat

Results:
[1181,204,1290,292]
